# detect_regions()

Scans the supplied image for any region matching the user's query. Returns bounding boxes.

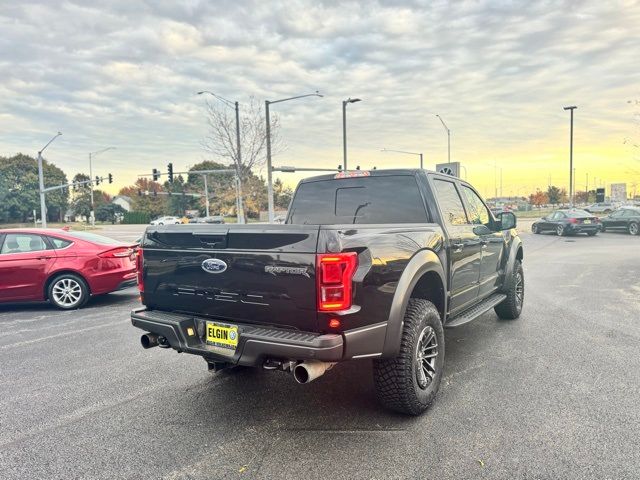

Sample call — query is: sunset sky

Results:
[1,0,639,199]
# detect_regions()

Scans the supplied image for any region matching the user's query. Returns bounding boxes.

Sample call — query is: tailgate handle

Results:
[192,233,228,248]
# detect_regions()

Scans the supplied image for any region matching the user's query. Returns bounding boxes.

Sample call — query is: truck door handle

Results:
[452,243,464,253]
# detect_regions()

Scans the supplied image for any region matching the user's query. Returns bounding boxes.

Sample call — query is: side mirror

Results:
[498,211,517,230]
[472,224,492,236]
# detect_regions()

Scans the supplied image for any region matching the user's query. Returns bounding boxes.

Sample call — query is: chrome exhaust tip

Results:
[293,361,336,384]
[140,333,159,349]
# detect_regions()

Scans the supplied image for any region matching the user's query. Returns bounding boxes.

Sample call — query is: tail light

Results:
[316,252,358,311]
[567,218,578,224]
[136,249,144,292]
[99,247,134,258]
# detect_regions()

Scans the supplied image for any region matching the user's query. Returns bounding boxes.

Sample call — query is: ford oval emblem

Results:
[201,258,228,274]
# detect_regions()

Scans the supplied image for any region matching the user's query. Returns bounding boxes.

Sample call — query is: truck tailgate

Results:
[141,224,320,331]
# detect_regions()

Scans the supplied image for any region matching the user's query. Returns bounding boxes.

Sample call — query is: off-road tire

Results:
[373,299,444,416]
[495,260,524,320]
[629,222,639,236]
[47,273,90,310]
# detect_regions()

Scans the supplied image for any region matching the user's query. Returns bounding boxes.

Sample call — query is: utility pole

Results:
[203,174,210,217]
[563,106,577,206]
[37,132,62,228]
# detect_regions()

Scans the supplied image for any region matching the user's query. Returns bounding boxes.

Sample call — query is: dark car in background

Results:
[532,209,601,236]
[0,229,137,309]
[600,207,640,235]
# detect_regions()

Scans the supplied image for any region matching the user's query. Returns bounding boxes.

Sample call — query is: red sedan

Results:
[0,228,137,309]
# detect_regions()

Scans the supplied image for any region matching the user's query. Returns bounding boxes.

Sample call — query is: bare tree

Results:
[201,96,284,175]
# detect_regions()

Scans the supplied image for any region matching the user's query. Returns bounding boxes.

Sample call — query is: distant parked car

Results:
[150,216,181,225]
[201,216,225,224]
[584,202,614,214]
[600,207,640,235]
[0,229,137,309]
[531,209,601,236]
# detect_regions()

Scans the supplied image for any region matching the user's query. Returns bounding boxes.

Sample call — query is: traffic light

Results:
[152,168,160,181]
[167,163,174,183]
[95,176,100,185]
[108,173,113,184]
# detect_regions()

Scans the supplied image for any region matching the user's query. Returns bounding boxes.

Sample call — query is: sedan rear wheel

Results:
[531,224,540,234]
[629,222,639,236]
[556,225,565,236]
[48,274,89,309]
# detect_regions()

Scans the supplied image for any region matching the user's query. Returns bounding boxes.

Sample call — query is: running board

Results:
[445,293,507,328]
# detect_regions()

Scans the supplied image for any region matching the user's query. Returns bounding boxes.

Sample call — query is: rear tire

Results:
[629,222,639,236]
[531,224,540,234]
[48,273,89,310]
[373,299,444,416]
[587,231,598,236]
[556,225,565,236]
[495,260,524,320]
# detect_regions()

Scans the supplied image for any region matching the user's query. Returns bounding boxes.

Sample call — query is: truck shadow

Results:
[170,324,494,434]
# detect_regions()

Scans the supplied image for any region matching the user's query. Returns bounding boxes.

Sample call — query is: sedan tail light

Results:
[316,252,358,312]
[99,247,135,258]
[567,218,578,224]
[136,249,144,292]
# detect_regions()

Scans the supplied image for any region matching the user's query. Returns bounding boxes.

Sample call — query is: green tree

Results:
[118,178,168,219]
[95,203,126,223]
[273,178,294,210]
[70,173,110,220]
[0,153,68,223]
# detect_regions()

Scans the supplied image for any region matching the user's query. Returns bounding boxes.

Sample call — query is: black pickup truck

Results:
[132,169,524,415]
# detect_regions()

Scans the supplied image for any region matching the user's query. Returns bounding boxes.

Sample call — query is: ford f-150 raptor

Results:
[131,169,524,415]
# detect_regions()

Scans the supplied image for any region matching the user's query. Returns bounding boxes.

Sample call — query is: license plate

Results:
[583,219,591,224]
[205,322,239,350]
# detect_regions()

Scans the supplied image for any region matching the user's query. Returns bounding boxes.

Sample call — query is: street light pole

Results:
[88,147,115,226]
[564,105,577,206]
[436,115,451,163]
[265,91,323,223]
[342,98,361,170]
[197,91,245,223]
[37,132,62,228]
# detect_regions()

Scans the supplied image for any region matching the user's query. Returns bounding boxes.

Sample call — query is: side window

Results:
[433,179,468,226]
[0,234,47,254]
[461,186,490,226]
[48,236,73,249]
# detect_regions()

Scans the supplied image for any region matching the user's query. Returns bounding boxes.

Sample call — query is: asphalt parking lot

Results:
[1,226,638,479]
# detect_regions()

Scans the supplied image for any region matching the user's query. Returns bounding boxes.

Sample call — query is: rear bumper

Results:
[130,308,387,366]
[567,224,601,233]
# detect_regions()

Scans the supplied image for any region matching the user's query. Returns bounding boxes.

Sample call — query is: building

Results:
[610,183,627,202]
[112,195,132,212]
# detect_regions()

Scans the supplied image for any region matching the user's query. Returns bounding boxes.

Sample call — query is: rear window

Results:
[288,175,428,225]
[62,231,122,245]
[567,209,592,218]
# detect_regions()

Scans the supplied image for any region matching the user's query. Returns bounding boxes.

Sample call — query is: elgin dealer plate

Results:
[205,322,239,350]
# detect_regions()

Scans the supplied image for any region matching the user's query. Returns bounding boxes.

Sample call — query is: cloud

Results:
[0,0,639,195]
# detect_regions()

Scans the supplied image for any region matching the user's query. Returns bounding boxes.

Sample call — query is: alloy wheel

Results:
[52,278,83,307]
[630,223,639,235]
[415,326,439,390]
[556,225,564,236]
[515,271,524,307]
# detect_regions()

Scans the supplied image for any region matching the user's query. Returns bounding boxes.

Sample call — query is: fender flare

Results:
[381,249,446,357]
[501,236,523,291]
